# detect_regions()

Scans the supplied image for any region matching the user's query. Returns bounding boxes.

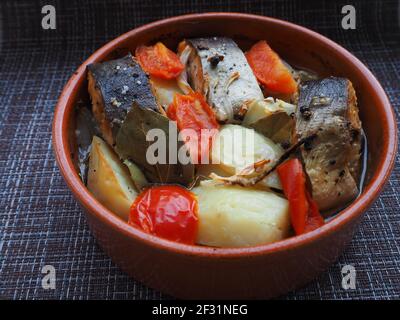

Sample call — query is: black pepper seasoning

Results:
[208,54,224,67]
[300,105,312,120]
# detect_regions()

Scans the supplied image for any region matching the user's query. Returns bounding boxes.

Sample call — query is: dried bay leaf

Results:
[115,103,195,186]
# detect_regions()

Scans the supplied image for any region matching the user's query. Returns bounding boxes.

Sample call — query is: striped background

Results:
[0,0,399,299]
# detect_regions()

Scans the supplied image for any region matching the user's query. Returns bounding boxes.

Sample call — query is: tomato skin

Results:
[277,158,324,235]
[135,42,184,79]
[277,158,308,234]
[246,40,297,94]
[167,92,219,163]
[129,185,198,244]
[304,191,325,233]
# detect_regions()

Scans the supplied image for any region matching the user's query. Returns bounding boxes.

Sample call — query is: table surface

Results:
[0,0,399,300]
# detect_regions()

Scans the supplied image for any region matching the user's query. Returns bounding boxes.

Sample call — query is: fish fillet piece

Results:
[295,77,362,212]
[87,53,158,145]
[181,37,264,122]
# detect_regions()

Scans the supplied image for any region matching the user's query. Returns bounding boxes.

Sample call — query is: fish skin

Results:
[87,53,158,144]
[183,37,264,122]
[295,77,362,212]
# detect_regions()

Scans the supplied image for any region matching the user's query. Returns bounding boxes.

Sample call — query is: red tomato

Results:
[167,92,219,163]
[304,191,325,233]
[277,158,324,235]
[129,185,198,244]
[135,42,184,79]
[246,40,297,94]
[277,158,309,234]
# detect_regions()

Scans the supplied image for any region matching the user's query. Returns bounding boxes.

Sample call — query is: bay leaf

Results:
[115,103,195,186]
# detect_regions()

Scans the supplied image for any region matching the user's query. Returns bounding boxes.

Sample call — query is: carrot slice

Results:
[136,42,184,79]
[246,40,297,94]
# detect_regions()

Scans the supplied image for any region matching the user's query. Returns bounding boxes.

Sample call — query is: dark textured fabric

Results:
[0,0,399,300]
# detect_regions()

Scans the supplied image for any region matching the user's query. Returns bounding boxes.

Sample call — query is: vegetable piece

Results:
[87,136,137,220]
[255,171,282,190]
[208,135,313,188]
[150,76,183,110]
[136,42,184,79]
[193,183,290,247]
[176,43,195,94]
[304,191,325,233]
[277,158,324,235]
[276,158,308,234]
[167,92,220,163]
[211,124,283,175]
[243,98,295,145]
[243,98,295,125]
[246,40,298,94]
[197,162,282,191]
[123,159,148,191]
[129,185,198,244]
[115,102,195,185]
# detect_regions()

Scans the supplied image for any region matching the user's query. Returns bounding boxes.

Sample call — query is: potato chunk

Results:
[87,136,137,220]
[193,184,290,247]
[123,159,148,191]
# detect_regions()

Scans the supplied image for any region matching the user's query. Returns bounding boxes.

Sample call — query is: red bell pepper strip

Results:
[167,92,219,163]
[135,42,184,79]
[304,190,325,233]
[277,158,324,235]
[245,40,298,94]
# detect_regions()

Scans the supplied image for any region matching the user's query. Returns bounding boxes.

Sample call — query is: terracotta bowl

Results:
[52,13,397,299]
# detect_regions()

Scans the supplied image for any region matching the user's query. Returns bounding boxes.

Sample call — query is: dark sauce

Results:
[358,129,368,195]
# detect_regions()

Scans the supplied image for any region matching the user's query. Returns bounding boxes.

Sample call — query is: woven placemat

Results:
[0,0,399,300]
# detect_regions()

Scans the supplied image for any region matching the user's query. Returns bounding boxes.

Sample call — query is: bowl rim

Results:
[52,12,397,258]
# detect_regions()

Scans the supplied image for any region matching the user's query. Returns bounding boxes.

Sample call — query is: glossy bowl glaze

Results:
[52,13,397,299]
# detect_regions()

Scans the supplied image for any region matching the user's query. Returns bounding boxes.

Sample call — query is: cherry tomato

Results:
[135,42,184,79]
[129,185,198,244]
[167,92,219,163]
[246,40,297,94]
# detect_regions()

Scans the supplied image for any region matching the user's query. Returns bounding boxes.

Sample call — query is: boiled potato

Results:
[123,159,148,191]
[88,136,137,220]
[255,171,282,190]
[210,124,283,175]
[193,183,290,247]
